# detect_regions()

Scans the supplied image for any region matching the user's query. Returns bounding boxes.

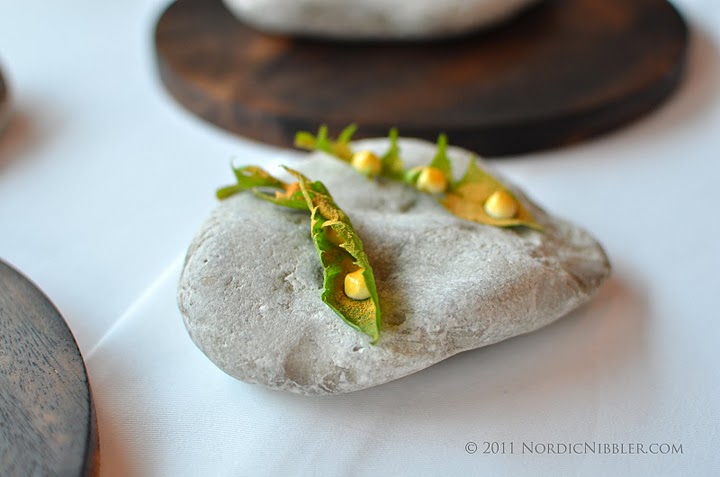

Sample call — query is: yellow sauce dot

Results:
[416,167,447,194]
[351,150,381,177]
[484,190,518,219]
[344,268,370,300]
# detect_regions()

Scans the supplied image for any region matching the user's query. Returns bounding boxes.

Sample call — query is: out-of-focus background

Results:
[0,1,718,475]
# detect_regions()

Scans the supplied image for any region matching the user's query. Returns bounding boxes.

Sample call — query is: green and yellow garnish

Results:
[217,165,382,344]
[295,124,543,231]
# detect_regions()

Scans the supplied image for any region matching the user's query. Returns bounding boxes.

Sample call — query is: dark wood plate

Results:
[0,259,98,476]
[154,0,688,156]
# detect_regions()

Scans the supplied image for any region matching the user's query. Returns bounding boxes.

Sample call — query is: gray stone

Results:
[178,139,610,395]
[222,0,541,40]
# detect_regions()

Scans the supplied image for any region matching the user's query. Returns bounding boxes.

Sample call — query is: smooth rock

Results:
[178,139,610,395]
[222,0,541,40]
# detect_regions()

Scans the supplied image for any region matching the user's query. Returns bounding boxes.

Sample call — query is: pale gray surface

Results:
[222,0,540,40]
[178,139,610,395]
[3,0,720,474]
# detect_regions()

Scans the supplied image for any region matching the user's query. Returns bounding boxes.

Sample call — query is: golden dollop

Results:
[416,167,447,194]
[344,268,371,300]
[351,150,381,177]
[484,190,518,219]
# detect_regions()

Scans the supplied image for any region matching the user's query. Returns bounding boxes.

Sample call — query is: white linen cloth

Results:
[1,0,719,475]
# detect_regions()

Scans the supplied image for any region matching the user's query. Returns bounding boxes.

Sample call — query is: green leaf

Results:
[428,133,453,184]
[294,125,331,156]
[442,158,543,230]
[380,127,404,180]
[217,164,383,342]
[338,123,358,143]
[232,165,285,189]
[216,184,245,200]
[455,154,485,187]
[316,125,330,149]
[285,167,382,344]
[253,189,309,210]
[217,165,282,200]
[253,178,331,211]
[402,166,423,187]
[294,131,317,150]
[294,124,355,162]
[217,165,308,210]
[294,124,542,231]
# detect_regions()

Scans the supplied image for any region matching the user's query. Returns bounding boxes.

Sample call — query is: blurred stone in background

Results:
[222,0,541,40]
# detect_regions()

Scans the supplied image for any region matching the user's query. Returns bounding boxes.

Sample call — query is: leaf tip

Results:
[338,123,358,143]
[294,131,315,149]
[437,132,448,149]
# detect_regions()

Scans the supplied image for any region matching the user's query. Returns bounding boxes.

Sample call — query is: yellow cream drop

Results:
[416,167,447,194]
[344,268,370,300]
[351,150,381,177]
[484,190,518,219]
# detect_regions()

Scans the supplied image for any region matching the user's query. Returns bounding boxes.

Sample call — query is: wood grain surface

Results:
[0,259,98,477]
[154,0,688,156]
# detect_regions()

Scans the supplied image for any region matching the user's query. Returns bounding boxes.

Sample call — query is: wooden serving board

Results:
[0,259,98,476]
[154,0,688,157]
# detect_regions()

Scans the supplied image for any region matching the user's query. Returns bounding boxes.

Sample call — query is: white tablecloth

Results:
[1,0,719,475]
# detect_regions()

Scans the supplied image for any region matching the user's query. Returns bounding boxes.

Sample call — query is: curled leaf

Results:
[217,165,308,210]
[443,158,542,230]
[285,167,382,344]
[217,163,382,343]
[294,124,357,162]
[217,165,284,200]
